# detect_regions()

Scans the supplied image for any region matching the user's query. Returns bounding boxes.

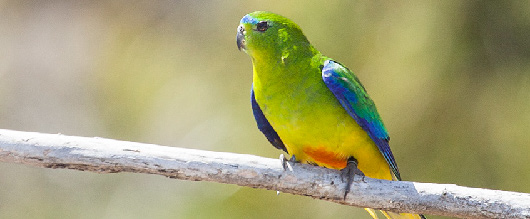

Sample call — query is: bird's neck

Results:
[251,44,320,87]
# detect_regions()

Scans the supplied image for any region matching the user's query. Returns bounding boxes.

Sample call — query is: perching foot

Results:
[279,154,296,171]
[341,157,365,200]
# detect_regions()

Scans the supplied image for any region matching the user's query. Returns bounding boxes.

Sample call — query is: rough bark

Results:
[0,129,528,218]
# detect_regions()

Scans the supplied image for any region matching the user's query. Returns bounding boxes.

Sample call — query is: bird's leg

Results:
[341,157,365,200]
[278,154,297,195]
[279,154,296,171]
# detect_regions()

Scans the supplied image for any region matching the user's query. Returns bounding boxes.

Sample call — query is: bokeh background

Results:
[0,1,529,218]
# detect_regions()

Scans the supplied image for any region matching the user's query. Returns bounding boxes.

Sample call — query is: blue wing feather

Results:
[251,85,287,152]
[321,60,401,180]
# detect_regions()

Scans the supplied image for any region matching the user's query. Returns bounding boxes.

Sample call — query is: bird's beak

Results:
[236,25,246,51]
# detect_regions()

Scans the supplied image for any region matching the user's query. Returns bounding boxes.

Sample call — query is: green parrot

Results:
[237,11,425,219]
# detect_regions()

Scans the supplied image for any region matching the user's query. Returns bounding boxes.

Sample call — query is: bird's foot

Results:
[341,157,365,200]
[279,154,296,172]
[278,154,297,195]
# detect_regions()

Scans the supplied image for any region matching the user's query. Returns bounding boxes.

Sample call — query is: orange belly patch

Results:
[302,147,348,169]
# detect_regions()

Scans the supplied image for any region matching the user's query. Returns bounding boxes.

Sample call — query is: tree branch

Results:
[0,129,528,218]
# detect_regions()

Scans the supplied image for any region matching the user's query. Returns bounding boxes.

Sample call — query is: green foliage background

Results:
[0,1,529,218]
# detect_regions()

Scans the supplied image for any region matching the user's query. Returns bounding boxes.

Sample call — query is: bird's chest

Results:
[253,73,351,145]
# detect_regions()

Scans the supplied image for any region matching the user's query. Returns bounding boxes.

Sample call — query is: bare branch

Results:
[0,129,528,218]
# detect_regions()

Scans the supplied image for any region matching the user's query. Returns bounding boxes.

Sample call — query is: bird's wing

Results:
[251,85,287,152]
[321,60,400,180]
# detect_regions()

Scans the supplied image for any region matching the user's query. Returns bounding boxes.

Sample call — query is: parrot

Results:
[237,11,425,219]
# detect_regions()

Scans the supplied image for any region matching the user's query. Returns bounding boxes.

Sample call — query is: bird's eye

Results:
[256,21,269,32]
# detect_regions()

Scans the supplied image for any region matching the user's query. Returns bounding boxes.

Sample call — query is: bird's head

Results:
[237,11,310,61]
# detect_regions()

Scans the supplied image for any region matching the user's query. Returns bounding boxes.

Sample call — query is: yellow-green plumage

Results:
[238,11,424,219]
[253,51,391,179]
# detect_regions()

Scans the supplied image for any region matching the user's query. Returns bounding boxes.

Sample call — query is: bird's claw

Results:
[341,157,365,200]
[279,154,295,172]
[278,154,297,196]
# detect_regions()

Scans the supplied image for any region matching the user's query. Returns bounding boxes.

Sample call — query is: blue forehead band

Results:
[240,15,258,25]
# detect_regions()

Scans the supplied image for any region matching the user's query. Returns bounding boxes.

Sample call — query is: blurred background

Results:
[0,1,529,218]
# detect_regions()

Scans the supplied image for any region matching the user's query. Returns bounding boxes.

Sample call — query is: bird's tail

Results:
[365,208,426,219]
[362,171,426,219]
